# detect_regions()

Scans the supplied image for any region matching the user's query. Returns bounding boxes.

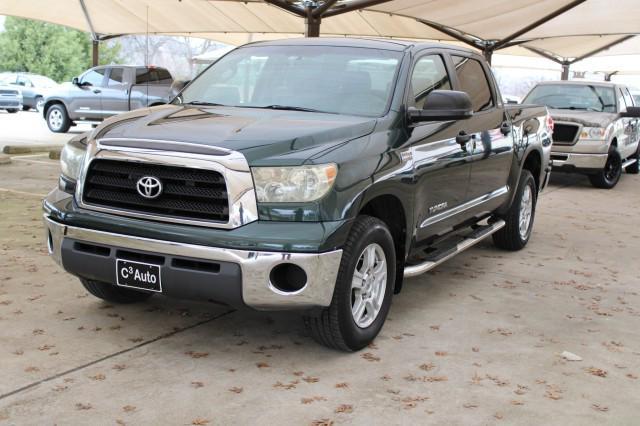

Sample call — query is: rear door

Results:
[100,67,130,115]
[451,54,513,206]
[407,52,473,241]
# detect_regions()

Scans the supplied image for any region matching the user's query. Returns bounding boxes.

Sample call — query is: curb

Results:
[49,149,62,160]
[2,144,62,155]
[0,154,10,165]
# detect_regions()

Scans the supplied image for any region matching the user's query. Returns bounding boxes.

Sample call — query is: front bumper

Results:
[43,215,342,310]
[550,151,607,171]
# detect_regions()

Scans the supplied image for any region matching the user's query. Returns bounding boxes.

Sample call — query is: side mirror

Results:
[170,79,191,98]
[72,77,80,86]
[408,90,473,123]
[621,106,640,118]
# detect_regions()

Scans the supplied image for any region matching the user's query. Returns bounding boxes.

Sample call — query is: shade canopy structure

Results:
[1,0,639,76]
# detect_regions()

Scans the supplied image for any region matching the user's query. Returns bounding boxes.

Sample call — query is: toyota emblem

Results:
[136,176,163,199]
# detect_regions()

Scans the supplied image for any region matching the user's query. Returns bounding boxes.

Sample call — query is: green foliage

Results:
[0,17,121,82]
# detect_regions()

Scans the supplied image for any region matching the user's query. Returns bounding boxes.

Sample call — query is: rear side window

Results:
[107,68,125,87]
[409,55,451,109]
[451,56,493,112]
[136,68,173,84]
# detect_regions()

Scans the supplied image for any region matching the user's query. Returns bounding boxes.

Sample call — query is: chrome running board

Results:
[622,158,638,169]
[404,219,506,278]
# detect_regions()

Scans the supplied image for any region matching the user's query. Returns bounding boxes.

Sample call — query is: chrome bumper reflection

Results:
[551,152,608,169]
[43,215,342,310]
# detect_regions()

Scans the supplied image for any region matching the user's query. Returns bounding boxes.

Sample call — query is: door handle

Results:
[500,121,511,135]
[456,131,472,150]
[93,89,101,94]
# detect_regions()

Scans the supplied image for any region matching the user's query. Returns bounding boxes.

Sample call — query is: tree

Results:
[0,17,121,82]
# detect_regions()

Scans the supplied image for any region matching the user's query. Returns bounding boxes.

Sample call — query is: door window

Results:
[80,69,106,87]
[107,68,125,87]
[622,87,634,108]
[451,56,493,112]
[409,55,451,109]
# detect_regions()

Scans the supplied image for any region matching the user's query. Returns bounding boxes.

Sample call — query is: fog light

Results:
[269,263,307,294]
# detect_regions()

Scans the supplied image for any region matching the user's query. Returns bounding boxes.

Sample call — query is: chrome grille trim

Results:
[76,138,258,229]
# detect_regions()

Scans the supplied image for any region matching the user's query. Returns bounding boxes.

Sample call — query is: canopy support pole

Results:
[561,63,570,80]
[483,49,493,65]
[79,0,100,66]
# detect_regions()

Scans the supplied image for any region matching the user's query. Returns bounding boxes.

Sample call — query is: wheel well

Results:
[522,151,542,191]
[359,194,407,293]
[43,100,64,117]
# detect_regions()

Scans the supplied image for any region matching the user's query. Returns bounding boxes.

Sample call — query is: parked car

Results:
[43,38,551,351]
[42,65,174,133]
[0,84,22,113]
[523,81,640,188]
[0,72,58,111]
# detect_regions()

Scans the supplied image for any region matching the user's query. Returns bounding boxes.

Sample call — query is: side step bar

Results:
[622,158,638,169]
[404,219,506,278]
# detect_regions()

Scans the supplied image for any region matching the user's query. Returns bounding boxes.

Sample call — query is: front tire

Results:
[589,147,622,188]
[304,216,396,351]
[46,104,71,133]
[493,170,537,251]
[80,278,153,304]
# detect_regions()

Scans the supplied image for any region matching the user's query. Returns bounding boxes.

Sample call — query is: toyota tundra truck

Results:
[43,38,551,351]
[523,81,640,188]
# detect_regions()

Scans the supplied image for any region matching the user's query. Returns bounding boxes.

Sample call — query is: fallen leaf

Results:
[335,382,349,389]
[229,387,243,394]
[191,381,204,388]
[335,404,353,414]
[185,351,209,359]
[585,367,607,378]
[75,403,92,410]
[361,353,380,362]
[122,405,136,413]
[89,373,106,381]
[256,362,270,368]
[191,419,209,425]
[591,404,609,412]
[435,351,448,357]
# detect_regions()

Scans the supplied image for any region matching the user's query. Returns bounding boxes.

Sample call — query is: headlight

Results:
[580,127,606,139]
[59,137,87,194]
[252,164,337,203]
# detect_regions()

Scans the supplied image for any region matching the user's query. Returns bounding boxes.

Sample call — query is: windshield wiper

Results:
[184,101,228,107]
[243,104,327,113]
[555,106,600,112]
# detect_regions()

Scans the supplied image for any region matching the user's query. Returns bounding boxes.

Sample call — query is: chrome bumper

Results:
[551,152,607,170]
[43,215,342,310]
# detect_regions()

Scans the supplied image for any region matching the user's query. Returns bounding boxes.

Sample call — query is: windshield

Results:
[523,84,616,113]
[176,45,403,117]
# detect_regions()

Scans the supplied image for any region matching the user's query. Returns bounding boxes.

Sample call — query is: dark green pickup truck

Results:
[44,38,552,351]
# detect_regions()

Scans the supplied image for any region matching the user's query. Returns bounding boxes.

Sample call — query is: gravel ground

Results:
[0,153,639,425]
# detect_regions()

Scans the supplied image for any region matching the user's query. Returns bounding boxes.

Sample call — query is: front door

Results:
[450,55,513,205]
[68,68,106,119]
[407,53,473,241]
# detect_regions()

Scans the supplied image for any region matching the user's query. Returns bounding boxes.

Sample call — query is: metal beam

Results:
[79,0,97,40]
[561,63,570,80]
[492,0,587,50]
[322,0,392,18]
[305,6,321,37]
[417,19,483,50]
[312,0,339,18]
[263,0,306,17]
[568,35,636,64]
[523,46,564,64]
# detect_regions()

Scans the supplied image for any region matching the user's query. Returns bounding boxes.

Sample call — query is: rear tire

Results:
[304,215,396,351]
[46,104,71,133]
[22,105,31,111]
[80,278,153,304]
[625,144,640,175]
[6,108,18,114]
[493,170,537,251]
[589,146,622,188]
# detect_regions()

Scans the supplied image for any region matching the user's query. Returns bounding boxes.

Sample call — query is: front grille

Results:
[552,124,580,145]
[83,159,229,222]
[0,89,19,95]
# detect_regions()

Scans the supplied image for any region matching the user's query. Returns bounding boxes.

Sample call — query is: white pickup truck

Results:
[523,81,640,188]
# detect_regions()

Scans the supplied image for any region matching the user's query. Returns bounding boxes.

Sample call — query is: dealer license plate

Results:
[116,259,162,292]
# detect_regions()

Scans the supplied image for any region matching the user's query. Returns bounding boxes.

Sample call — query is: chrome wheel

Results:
[519,184,533,239]
[48,109,63,130]
[351,243,387,328]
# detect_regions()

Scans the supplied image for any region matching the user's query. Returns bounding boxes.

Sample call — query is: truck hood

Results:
[549,109,618,128]
[92,105,377,164]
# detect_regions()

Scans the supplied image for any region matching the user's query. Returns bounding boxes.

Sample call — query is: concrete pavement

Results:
[0,154,639,425]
